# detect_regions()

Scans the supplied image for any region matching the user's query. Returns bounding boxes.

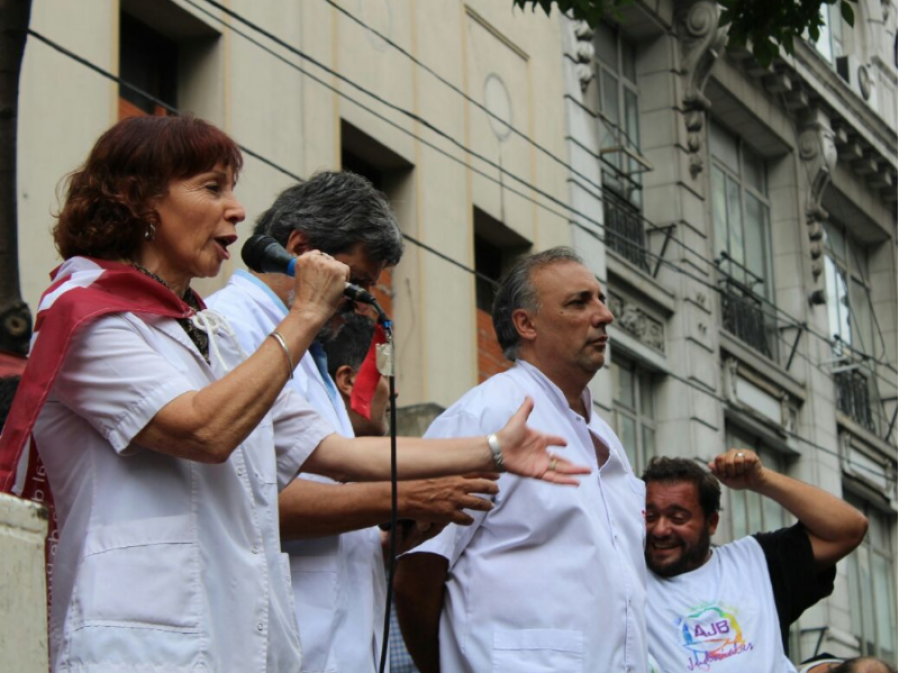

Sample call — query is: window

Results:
[710,121,777,360]
[119,13,178,118]
[472,209,528,382]
[724,425,787,540]
[825,224,883,433]
[846,494,897,664]
[594,23,649,271]
[813,3,845,65]
[611,357,656,473]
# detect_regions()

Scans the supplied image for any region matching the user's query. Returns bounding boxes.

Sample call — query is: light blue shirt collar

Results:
[235,269,288,317]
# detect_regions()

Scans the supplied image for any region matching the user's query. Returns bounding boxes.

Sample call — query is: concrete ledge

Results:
[0,493,49,673]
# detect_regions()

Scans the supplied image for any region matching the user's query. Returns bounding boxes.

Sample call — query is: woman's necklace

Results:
[130,263,210,364]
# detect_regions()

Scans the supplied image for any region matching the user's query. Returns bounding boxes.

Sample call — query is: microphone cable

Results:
[370,307,398,673]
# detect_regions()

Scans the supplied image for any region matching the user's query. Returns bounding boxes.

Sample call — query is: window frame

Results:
[724,424,788,541]
[824,223,883,434]
[611,355,657,474]
[813,3,845,65]
[844,493,898,664]
[594,22,642,210]
[710,123,774,301]
[710,122,778,361]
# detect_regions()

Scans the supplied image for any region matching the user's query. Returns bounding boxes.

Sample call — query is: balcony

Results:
[717,261,783,367]
[603,190,649,273]
[834,368,877,433]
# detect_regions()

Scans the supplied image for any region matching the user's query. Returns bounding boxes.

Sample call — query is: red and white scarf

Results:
[0,257,201,502]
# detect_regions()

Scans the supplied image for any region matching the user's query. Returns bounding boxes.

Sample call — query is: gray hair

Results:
[492,247,584,361]
[254,170,404,266]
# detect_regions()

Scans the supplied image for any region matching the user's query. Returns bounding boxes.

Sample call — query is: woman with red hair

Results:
[0,115,584,672]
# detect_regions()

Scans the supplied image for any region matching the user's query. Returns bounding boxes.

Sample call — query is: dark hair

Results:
[254,170,403,266]
[54,115,243,261]
[0,376,20,431]
[492,247,583,361]
[831,657,898,673]
[642,456,722,520]
[322,313,377,379]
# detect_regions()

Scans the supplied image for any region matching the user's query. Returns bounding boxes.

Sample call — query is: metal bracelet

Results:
[487,433,505,472]
[269,330,294,380]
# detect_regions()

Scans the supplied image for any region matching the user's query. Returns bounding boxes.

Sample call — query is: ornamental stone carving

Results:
[573,20,596,92]
[676,0,729,178]
[608,291,665,353]
[798,109,837,299]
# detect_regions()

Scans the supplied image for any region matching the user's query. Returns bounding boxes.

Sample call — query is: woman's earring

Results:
[144,223,156,241]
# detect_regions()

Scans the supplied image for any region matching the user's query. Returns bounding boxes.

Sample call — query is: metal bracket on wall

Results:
[778,323,805,372]
[882,396,897,443]
[648,224,677,279]
[798,626,829,657]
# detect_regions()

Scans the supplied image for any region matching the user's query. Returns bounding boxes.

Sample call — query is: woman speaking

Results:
[0,115,585,672]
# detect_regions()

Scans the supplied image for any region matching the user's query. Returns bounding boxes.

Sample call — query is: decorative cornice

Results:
[676,0,729,178]
[798,109,837,301]
[607,291,665,353]
[572,20,596,93]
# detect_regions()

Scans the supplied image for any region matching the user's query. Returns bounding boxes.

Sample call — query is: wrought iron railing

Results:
[834,368,877,433]
[717,267,781,361]
[603,190,649,273]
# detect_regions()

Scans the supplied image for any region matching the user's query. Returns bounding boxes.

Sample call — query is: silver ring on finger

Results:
[737,452,745,458]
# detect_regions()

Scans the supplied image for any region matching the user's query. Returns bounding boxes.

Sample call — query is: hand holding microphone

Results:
[242,235,379,305]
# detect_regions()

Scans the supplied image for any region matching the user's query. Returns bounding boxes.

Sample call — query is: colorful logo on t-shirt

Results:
[676,603,754,671]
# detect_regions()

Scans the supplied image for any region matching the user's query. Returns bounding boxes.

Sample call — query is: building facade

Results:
[559,0,898,664]
[6,0,898,667]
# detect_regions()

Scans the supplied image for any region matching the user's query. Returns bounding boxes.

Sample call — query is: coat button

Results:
[257,622,264,632]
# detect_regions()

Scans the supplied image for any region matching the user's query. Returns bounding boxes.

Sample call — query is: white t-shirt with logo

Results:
[647,536,797,673]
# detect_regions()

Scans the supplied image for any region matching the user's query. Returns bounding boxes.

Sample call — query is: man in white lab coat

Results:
[208,171,498,673]
[394,248,649,673]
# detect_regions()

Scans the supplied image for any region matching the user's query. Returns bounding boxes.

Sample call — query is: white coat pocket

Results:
[492,628,584,673]
[75,516,199,631]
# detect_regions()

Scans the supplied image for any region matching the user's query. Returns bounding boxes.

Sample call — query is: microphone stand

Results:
[373,303,397,673]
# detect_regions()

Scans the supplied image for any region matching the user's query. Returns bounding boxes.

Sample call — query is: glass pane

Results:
[830,4,844,57]
[615,361,635,409]
[747,490,763,534]
[744,194,768,296]
[618,414,637,467]
[622,39,636,82]
[835,268,852,347]
[869,511,887,549]
[743,147,766,194]
[825,256,842,348]
[825,222,847,261]
[594,22,618,68]
[859,546,876,654]
[814,6,834,63]
[873,554,895,658]
[763,493,785,532]
[712,167,729,259]
[602,71,620,124]
[850,278,873,356]
[726,177,745,282]
[709,121,739,173]
[731,490,748,540]
[600,71,621,172]
[624,89,640,152]
[639,371,655,419]
[849,239,869,282]
[849,552,865,639]
[642,425,656,466]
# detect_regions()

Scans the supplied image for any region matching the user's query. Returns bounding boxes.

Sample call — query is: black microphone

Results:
[241,235,378,306]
